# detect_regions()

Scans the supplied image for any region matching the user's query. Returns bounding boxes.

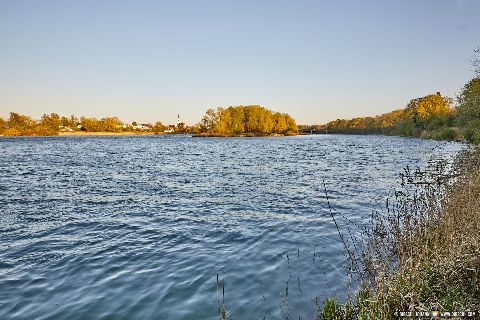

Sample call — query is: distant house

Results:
[133,124,152,131]
[164,124,175,133]
[59,125,74,132]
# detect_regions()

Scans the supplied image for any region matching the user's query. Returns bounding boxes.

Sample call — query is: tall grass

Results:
[321,146,480,318]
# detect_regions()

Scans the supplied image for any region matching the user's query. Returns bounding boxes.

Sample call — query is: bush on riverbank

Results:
[419,126,460,141]
[319,147,480,319]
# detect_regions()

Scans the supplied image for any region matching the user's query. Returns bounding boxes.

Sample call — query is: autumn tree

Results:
[100,117,123,132]
[227,106,245,134]
[199,105,297,135]
[273,112,287,133]
[152,121,165,134]
[5,112,36,135]
[80,117,101,132]
[200,108,219,133]
[0,117,6,134]
[40,113,61,134]
[324,93,454,137]
[60,115,79,128]
[8,112,35,129]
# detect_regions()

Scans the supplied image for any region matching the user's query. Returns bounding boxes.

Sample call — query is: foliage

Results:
[321,298,355,320]
[152,121,165,134]
[79,116,123,132]
[2,109,278,137]
[0,110,210,136]
[199,105,297,135]
[420,126,459,141]
[316,147,480,319]
[456,78,480,143]
[61,115,79,128]
[321,298,341,319]
[0,117,6,135]
[0,112,169,136]
[1,112,59,136]
[324,93,456,140]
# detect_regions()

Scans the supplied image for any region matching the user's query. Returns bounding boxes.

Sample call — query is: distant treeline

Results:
[318,80,479,143]
[0,105,298,137]
[198,105,298,135]
[324,93,457,138]
[0,114,168,136]
[306,49,480,143]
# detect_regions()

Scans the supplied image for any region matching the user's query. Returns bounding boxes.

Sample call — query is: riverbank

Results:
[319,146,480,318]
[58,131,156,136]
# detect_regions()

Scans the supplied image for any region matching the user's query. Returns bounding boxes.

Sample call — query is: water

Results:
[0,134,463,319]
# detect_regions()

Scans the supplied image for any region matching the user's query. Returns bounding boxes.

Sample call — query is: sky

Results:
[0,0,479,125]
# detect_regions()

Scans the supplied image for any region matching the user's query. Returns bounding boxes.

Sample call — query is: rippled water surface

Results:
[0,135,463,319]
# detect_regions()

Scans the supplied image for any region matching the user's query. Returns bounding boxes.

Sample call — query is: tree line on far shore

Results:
[322,92,457,138]
[0,105,298,136]
[307,48,480,143]
[0,114,169,136]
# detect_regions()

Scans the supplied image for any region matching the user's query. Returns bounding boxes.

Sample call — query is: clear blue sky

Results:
[0,0,479,125]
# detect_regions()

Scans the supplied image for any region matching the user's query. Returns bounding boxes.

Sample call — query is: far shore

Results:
[58,131,157,136]
[192,133,296,138]
[1,131,299,138]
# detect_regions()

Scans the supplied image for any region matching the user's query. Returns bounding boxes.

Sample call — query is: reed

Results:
[320,146,480,318]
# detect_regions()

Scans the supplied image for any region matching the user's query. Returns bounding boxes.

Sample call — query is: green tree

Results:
[456,78,480,143]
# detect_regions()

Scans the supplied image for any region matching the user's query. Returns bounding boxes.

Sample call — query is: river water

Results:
[0,134,463,319]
